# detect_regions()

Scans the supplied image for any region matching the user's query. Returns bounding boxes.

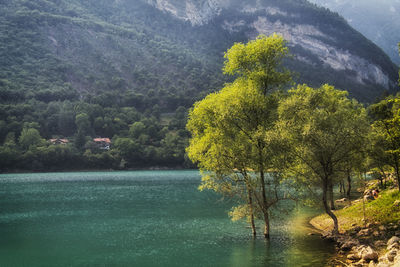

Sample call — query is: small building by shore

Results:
[49,138,69,145]
[93,138,111,150]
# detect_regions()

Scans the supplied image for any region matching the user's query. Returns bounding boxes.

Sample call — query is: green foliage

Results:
[188,34,292,177]
[18,127,45,149]
[74,130,86,150]
[83,149,120,169]
[278,84,369,185]
[0,145,21,170]
[129,122,146,139]
[229,204,252,222]
[0,98,190,171]
[3,132,17,148]
[277,84,370,233]
[187,34,293,237]
[369,94,400,189]
[75,113,91,135]
[187,80,284,174]
[160,132,188,165]
[113,137,140,165]
[223,34,292,93]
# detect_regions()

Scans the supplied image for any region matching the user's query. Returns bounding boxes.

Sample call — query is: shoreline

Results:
[309,184,400,266]
[0,166,193,175]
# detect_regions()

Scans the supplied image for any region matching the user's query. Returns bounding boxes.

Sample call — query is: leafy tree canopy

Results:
[223,34,292,94]
[187,34,293,238]
[277,84,370,234]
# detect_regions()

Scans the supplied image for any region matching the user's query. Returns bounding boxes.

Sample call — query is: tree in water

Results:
[187,34,292,238]
[277,84,369,235]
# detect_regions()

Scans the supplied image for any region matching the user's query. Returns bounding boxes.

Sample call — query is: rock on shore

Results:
[335,234,400,266]
[320,222,400,266]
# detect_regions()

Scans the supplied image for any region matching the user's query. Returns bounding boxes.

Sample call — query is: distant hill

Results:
[308,0,400,65]
[0,0,398,108]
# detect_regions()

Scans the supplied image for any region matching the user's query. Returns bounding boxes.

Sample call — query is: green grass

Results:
[311,189,400,233]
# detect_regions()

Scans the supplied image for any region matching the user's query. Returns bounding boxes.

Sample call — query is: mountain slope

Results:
[0,0,398,108]
[308,0,400,65]
[0,0,399,171]
[0,0,227,109]
[145,0,399,100]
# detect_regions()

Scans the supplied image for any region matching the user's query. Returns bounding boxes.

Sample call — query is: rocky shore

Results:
[322,223,400,266]
[311,178,400,266]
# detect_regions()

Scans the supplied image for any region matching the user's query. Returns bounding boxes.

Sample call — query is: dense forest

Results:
[0,0,399,172]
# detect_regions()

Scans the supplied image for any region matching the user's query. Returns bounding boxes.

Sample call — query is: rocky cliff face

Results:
[144,0,398,95]
[250,15,392,89]
[145,0,223,25]
[308,0,400,65]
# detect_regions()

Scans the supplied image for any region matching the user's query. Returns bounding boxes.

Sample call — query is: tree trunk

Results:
[263,209,270,239]
[257,141,270,239]
[247,188,256,238]
[378,177,383,188]
[328,180,335,210]
[323,178,339,235]
[346,171,352,199]
[260,170,270,238]
[339,181,344,195]
[395,159,400,191]
[379,167,387,188]
[362,173,367,225]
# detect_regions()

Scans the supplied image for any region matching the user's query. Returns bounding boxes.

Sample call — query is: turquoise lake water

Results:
[0,170,334,266]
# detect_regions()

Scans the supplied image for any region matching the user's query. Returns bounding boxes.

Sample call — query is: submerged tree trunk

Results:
[328,180,335,210]
[257,141,270,239]
[263,209,270,239]
[323,178,339,235]
[260,170,270,239]
[346,171,352,199]
[247,188,256,238]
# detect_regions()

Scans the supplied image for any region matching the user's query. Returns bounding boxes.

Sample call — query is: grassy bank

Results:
[311,188,400,233]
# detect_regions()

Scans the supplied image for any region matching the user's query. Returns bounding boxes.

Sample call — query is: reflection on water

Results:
[0,170,334,266]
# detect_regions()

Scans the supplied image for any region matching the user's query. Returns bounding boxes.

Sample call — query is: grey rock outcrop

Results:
[374,236,400,266]
[388,236,400,247]
[357,245,378,262]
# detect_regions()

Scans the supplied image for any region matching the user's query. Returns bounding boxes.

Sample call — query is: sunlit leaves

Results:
[187,35,293,235]
[278,84,369,182]
[223,34,292,94]
[369,94,400,189]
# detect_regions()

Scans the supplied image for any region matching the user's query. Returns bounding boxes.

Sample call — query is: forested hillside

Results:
[0,0,398,171]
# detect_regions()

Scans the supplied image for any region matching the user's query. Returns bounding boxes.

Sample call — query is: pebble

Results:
[388,236,400,246]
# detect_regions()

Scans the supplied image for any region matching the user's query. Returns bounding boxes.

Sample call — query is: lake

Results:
[0,170,334,266]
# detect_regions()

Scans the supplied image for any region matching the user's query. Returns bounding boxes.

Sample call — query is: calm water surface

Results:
[0,170,334,266]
